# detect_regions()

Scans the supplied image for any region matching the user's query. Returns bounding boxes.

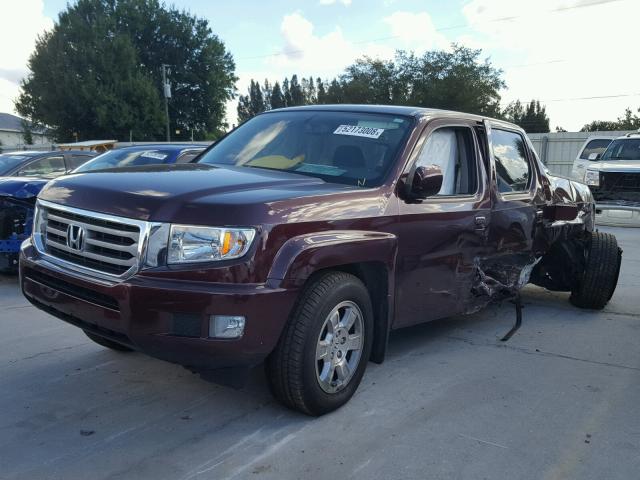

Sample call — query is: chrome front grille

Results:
[36,201,147,278]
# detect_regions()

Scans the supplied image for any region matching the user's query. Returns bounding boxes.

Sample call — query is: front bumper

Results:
[595,203,640,227]
[20,239,299,370]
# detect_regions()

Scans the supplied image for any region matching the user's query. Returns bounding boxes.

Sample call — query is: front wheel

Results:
[266,271,373,416]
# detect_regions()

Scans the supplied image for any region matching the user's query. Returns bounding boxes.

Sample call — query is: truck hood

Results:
[0,176,49,200]
[587,160,640,173]
[38,163,385,225]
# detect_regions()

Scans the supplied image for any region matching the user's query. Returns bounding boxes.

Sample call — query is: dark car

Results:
[0,145,205,271]
[20,106,621,415]
[72,144,206,173]
[0,150,96,178]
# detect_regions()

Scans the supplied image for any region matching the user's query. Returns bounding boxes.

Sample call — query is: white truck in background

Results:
[580,132,640,227]
[571,136,615,181]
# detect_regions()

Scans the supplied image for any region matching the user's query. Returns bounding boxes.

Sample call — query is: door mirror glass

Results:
[587,152,601,161]
[411,165,443,199]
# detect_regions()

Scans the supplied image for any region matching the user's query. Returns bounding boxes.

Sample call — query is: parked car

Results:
[582,131,640,226]
[571,136,615,181]
[0,150,96,178]
[0,144,205,271]
[72,144,206,173]
[20,106,621,415]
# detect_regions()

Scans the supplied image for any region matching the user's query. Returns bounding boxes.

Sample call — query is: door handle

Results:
[475,216,487,230]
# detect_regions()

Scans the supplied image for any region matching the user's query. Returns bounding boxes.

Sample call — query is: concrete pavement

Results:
[1,226,638,480]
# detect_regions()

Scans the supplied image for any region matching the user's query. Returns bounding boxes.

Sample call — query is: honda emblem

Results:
[66,224,85,251]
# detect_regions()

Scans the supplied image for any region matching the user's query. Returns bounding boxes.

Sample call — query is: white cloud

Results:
[270,12,394,75]
[383,11,449,52]
[225,12,397,126]
[462,0,640,130]
[319,0,352,5]
[0,0,53,114]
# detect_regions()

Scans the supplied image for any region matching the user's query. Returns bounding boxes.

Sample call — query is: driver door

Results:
[394,119,492,328]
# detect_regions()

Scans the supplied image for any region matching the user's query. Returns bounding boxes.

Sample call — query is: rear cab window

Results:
[580,139,613,160]
[491,129,532,193]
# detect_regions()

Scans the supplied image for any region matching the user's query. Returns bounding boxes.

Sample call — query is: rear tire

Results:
[266,271,373,416]
[84,331,133,352]
[570,232,622,310]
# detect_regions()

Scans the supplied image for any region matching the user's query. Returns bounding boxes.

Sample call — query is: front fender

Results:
[267,230,398,288]
[0,177,48,200]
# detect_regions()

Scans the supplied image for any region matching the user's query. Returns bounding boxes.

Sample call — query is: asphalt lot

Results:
[1,226,638,480]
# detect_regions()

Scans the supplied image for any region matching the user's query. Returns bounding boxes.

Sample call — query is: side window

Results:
[67,154,93,170]
[176,151,203,163]
[17,156,66,177]
[580,139,612,160]
[415,127,478,196]
[491,129,531,193]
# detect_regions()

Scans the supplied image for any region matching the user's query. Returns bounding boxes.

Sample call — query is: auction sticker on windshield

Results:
[334,125,384,139]
[140,151,168,160]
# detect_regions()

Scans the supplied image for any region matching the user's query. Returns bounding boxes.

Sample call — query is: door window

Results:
[17,156,66,177]
[491,129,531,193]
[67,154,94,170]
[415,127,478,196]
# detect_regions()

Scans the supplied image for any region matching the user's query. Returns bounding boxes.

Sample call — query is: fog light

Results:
[209,315,245,339]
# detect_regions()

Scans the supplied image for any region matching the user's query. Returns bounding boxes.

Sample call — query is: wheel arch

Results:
[267,231,398,364]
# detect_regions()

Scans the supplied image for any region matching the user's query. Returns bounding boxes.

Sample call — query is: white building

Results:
[0,112,51,150]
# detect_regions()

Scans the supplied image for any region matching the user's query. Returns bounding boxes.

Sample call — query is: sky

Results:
[1,0,639,131]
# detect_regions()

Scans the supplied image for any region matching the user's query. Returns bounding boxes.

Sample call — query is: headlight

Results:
[167,225,256,264]
[32,203,48,251]
[584,170,600,186]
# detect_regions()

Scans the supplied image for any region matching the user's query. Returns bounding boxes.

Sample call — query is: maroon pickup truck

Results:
[20,105,621,415]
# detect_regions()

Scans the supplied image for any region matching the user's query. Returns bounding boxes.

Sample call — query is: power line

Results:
[544,93,640,103]
[237,0,623,61]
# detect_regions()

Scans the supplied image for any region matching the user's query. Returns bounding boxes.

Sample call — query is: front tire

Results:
[570,232,622,310]
[84,331,133,352]
[266,271,373,416]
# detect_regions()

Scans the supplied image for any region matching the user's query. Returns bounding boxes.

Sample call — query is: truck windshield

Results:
[600,139,640,161]
[73,149,175,172]
[197,111,413,187]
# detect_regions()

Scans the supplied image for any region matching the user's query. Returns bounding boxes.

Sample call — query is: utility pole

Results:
[162,64,171,142]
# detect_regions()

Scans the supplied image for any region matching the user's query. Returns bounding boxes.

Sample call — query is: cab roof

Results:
[264,104,522,131]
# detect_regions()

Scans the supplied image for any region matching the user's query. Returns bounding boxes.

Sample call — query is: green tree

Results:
[240,45,506,121]
[316,78,327,104]
[581,107,640,132]
[289,75,304,106]
[503,99,550,133]
[270,82,286,109]
[262,79,272,110]
[21,119,34,145]
[236,80,266,123]
[15,0,236,141]
[282,78,292,107]
[397,46,504,116]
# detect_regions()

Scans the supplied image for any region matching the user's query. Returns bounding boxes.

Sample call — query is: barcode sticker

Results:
[333,125,384,139]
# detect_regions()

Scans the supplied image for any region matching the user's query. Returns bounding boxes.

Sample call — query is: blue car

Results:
[0,144,207,271]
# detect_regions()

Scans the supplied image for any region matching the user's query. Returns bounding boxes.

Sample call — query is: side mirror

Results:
[410,165,443,199]
[587,152,601,161]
